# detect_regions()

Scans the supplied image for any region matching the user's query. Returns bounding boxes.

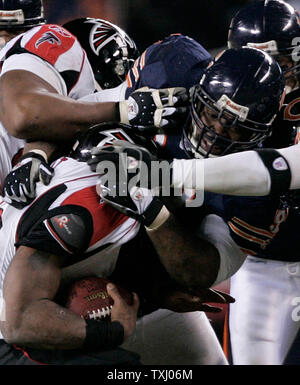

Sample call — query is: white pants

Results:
[229,256,300,365]
[122,309,228,365]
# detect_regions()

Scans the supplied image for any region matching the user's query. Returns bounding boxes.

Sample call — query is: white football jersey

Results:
[0,157,147,338]
[0,122,24,191]
[0,23,99,191]
[0,24,97,99]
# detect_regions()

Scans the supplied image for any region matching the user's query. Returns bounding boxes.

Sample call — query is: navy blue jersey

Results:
[158,104,300,262]
[123,33,300,263]
[125,34,212,98]
[222,194,300,261]
[221,88,300,262]
[263,87,299,149]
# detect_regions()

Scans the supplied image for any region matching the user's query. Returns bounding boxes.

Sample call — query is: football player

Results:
[0,15,189,207]
[86,44,290,364]
[0,122,233,365]
[96,6,300,362]
[0,0,46,191]
[62,17,140,91]
[224,0,300,365]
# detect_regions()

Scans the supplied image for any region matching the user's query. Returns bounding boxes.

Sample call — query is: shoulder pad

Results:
[46,211,91,254]
[23,25,76,66]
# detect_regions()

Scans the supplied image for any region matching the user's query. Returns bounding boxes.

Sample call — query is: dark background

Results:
[42,0,254,53]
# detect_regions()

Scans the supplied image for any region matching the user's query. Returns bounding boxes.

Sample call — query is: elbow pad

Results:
[254,149,291,195]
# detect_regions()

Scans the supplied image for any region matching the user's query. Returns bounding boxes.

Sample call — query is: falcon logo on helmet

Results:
[62,17,139,89]
[87,19,134,56]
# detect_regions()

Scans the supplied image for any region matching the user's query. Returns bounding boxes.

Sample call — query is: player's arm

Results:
[0,245,138,350]
[146,212,220,289]
[0,70,188,142]
[172,145,299,196]
[0,70,118,142]
[146,211,246,290]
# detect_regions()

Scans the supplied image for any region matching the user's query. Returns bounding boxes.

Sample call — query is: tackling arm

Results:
[0,70,118,142]
[146,212,220,289]
[172,144,300,196]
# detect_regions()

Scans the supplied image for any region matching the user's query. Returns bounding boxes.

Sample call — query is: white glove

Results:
[119,86,189,132]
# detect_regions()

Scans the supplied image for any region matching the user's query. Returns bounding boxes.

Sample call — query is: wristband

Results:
[19,151,48,164]
[83,319,124,351]
[30,149,48,162]
[254,149,291,195]
[118,100,130,124]
[144,201,170,230]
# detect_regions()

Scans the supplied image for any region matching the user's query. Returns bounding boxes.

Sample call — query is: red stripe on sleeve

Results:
[61,186,128,247]
[24,24,76,66]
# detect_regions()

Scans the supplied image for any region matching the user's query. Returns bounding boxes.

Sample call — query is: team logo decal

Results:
[85,19,134,56]
[272,157,288,171]
[35,31,61,48]
[283,97,300,121]
[48,25,73,38]
[54,216,71,235]
[96,129,134,148]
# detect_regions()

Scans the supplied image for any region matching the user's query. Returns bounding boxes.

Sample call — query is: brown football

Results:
[64,276,133,321]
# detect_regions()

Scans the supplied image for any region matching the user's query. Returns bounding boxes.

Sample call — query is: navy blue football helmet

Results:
[0,0,45,29]
[183,47,285,158]
[228,0,300,79]
[63,18,139,90]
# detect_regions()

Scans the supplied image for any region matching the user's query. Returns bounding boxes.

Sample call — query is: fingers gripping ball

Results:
[64,277,133,321]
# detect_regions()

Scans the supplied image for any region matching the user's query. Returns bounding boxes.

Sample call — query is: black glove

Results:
[2,152,54,209]
[88,141,169,228]
[118,86,189,134]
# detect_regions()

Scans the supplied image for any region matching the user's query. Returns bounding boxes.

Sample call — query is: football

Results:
[64,276,133,321]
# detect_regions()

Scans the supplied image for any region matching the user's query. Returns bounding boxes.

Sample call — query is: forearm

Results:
[2,298,87,350]
[1,247,85,349]
[172,152,271,196]
[278,145,300,190]
[22,141,60,162]
[172,144,300,196]
[5,92,118,142]
[0,70,118,142]
[146,213,220,289]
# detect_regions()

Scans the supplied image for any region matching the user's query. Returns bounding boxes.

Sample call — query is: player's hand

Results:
[108,283,139,340]
[88,140,169,228]
[157,285,235,313]
[88,139,169,192]
[118,86,189,134]
[2,152,54,209]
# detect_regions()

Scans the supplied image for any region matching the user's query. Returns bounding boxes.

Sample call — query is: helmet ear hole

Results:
[63,17,139,90]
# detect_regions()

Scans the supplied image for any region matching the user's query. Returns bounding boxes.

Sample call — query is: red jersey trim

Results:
[13,344,48,365]
[61,186,128,247]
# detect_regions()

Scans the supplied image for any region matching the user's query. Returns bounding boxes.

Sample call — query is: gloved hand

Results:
[118,86,189,134]
[88,141,170,229]
[2,151,54,209]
